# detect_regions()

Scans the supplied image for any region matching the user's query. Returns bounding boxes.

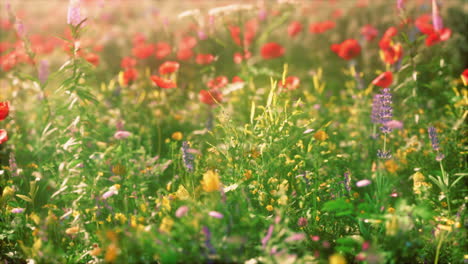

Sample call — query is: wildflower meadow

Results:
[0,0,467,263]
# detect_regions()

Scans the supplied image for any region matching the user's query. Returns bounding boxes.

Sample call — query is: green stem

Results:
[434,230,445,264]
[439,161,451,213]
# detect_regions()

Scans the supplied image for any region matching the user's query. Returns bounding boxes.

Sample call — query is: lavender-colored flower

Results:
[378,88,393,134]
[15,21,26,38]
[38,60,50,85]
[432,0,443,31]
[67,0,82,27]
[202,226,216,254]
[377,149,392,159]
[9,152,19,177]
[261,224,274,248]
[208,211,223,219]
[181,141,194,172]
[258,9,267,21]
[197,30,207,40]
[114,130,131,140]
[428,126,440,151]
[344,171,351,192]
[11,208,25,213]
[175,205,189,218]
[356,179,371,187]
[371,94,382,124]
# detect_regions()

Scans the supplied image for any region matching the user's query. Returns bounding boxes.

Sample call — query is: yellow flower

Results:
[201,170,221,192]
[105,243,119,262]
[2,186,15,198]
[266,205,274,211]
[159,217,174,233]
[175,185,190,200]
[171,132,183,141]
[314,130,329,141]
[384,160,398,173]
[115,213,127,224]
[65,226,80,235]
[329,254,347,264]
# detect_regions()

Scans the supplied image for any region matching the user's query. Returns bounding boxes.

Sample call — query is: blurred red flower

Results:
[261,42,285,59]
[196,54,215,65]
[309,21,335,34]
[132,43,155,59]
[288,21,303,37]
[361,25,378,42]
[461,69,468,86]
[232,76,244,83]
[159,61,180,75]
[123,68,138,85]
[199,90,222,106]
[177,48,193,61]
[207,76,228,90]
[0,129,7,144]
[380,43,403,65]
[150,76,176,89]
[372,72,393,88]
[279,76,300,90]
[85,53,99,66]
[179,36,197,50]
[330,39,361,60]
[0,102,9,121]
[121,56,137,69]
[155,42,172,59]
[425,28,451,46]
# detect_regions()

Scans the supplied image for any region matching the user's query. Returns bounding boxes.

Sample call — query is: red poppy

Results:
[361,24,378,42]
[132,33,147,46]
[260,42,285,59]
[207,76,229,90]
[279,76,300,90]
[196,53,215,65]
[93,44,104,52]
[330,39,361,60]
[230,19,258,47]
[155,42,172,59]
[121,56,136,69]
[380,43,403,65]
[372,72,393,88]
[150,76,176,89]
[232,76,244,83]
[425,28,451,46]
[383,27,398,39]
[159,61,180,75]
[461,69,468,86]
[288,21,303,37]
[132,43,155,59]
[0,129,7,144]
[229,26,242,46]
[123,68,138,85]
[85,53,99,66]
[179,36,197,50]
[332,9,343,19]
[309,21,335,34]
[199,90,222,106]
[0,101,9,121]
[177,48,193,61]
[415,14,434,35]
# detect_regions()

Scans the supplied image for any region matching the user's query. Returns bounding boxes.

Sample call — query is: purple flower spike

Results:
[67,0,82,27]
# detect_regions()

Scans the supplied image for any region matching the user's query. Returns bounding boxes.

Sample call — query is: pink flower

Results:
[384,120,403,130]
[67,0,83,27]
[356,179,371,187]
[175,206,189,218]
[285,233,305,242]
[208,211,223,219]
[114,130,132,140]
[11,208,25,213]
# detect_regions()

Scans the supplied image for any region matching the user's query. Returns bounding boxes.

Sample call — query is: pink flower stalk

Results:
[67,0,82,26]
[356,179,371,187]
[285,233,305,242]
[15,21,26,38]
[397,0,405,11]
[208,211,223,219]
[432,0,443,31]
[175,206,189,218]
[38,60,50,84]
[114,130,131,140]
